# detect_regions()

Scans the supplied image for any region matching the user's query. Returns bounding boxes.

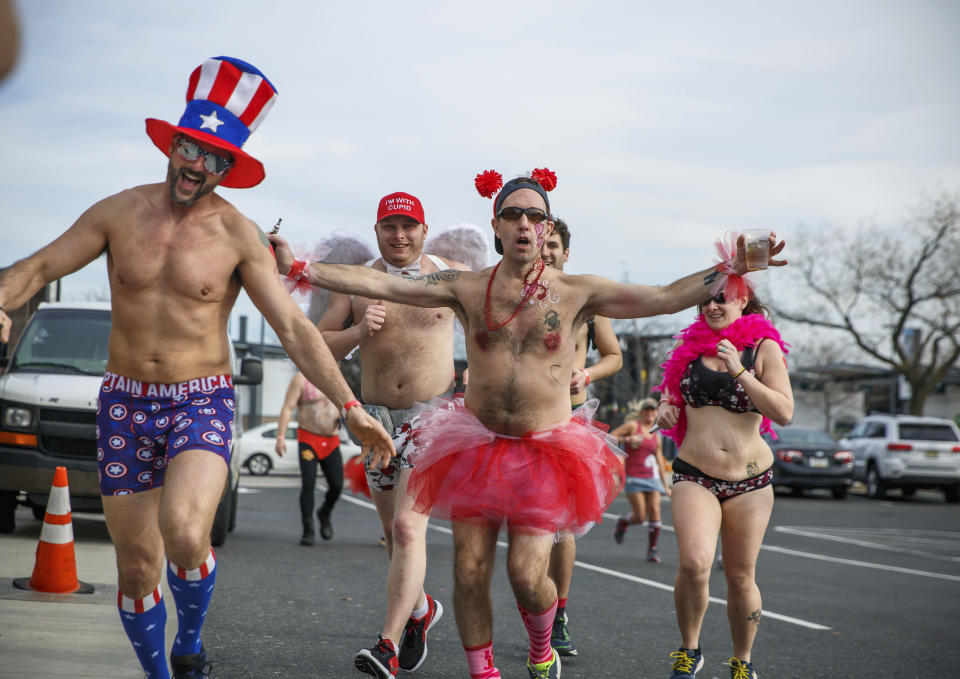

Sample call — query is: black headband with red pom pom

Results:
[475,168,557,215]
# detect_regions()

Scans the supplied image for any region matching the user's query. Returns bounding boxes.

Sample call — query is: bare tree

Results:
[787,331,863,434]
[771,193,960,414]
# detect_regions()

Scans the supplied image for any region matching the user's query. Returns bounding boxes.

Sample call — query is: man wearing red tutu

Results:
[270,192,469,678]
[272,168,785,679]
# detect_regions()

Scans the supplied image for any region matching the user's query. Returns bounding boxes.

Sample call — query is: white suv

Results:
[840,414,960,502]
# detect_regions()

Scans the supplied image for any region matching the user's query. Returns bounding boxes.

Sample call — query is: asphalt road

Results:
[192,475,960,679]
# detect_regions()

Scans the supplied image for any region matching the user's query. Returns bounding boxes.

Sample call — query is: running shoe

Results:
[317,507,334,540]
[398,594,444,671]
[613,516,629,544]
[526,648,561,678]
[727,657,757,679]
[171,646,211,678]
[354,635,399,677]
[550,611,578,656]
[300,526,315,546]
[669,647,703,678]
[647,547,661,563]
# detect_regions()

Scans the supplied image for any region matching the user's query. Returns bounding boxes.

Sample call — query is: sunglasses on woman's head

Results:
[497,206,548,223]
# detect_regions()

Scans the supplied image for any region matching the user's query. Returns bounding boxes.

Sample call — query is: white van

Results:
[0,302,262,543]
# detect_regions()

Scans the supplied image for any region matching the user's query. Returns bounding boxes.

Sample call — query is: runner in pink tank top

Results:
[609,398,671,562]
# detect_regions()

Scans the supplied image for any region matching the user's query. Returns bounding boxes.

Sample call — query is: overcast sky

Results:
[2,0,959,344]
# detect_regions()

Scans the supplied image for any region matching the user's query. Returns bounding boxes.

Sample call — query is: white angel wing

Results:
[304,233,377,324]
[424,222,491,272]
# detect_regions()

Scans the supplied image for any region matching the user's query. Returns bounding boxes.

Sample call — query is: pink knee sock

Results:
[518,599,558,664]
[464,641,500,679]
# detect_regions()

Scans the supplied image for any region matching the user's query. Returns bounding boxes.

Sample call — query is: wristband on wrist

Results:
[340,399,362,420]
[582,369,590,387]
[288,259,308,280]
[283,259,313,295]
[733,366,747,379]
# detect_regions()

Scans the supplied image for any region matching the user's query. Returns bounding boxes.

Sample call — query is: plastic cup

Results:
[743,229,770,271]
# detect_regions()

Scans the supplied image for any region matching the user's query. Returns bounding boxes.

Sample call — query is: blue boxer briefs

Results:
[96,372,235,495]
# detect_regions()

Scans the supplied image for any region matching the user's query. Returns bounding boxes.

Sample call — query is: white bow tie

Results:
[384,259,421,277]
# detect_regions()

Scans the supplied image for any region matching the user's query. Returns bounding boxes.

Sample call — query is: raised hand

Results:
[363,301,387,336]
[267,233,295,275]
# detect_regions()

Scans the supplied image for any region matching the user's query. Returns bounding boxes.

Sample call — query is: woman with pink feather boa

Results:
[656,265,794,679]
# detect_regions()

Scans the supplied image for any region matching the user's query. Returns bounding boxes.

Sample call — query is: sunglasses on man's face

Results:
[174,137,233,175]
[497,206,549,223]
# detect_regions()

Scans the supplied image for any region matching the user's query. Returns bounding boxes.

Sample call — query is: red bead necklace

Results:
[484,258,545,331]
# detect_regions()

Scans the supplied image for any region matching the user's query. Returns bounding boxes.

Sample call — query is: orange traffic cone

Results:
[14,466,93,594]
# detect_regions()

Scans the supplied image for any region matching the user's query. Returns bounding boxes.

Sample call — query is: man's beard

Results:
[167,165,213,206]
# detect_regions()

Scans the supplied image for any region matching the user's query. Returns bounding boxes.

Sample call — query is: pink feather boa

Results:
[655,313,789,446]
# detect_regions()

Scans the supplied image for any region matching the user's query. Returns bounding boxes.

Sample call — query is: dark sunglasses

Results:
[497,206,548,223]
[701,292,726,307]
[174,136,233,175]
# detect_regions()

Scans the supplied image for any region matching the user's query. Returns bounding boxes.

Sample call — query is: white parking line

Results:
[338,493,832,631]
[773,526,960,562]
[600,512,960,582]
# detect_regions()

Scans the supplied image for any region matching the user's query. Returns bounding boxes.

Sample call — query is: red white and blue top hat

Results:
[146,56,278,189]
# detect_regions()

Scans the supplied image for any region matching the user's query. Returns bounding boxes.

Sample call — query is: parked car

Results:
[239,421,361,475]
[840,414,960,502]
[763,425,854,498]
[0,302,262,545]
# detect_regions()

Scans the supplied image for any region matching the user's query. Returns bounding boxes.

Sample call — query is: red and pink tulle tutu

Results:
[403,398,624,536]
[343,454,371,499]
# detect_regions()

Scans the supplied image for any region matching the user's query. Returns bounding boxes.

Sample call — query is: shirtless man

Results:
[275,373,343,545]
[539,217,623,658]
[0,57,392,679]
[274,173,786,679]
[271,191,469,678]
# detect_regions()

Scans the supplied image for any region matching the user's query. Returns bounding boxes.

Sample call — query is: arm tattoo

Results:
[404,270,462,286]
[703,268,720,286]
[544,310,560,331]
[747,609,762,625]
[746,461,760,476]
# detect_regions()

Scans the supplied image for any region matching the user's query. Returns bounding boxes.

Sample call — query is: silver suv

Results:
[840,414,960,502]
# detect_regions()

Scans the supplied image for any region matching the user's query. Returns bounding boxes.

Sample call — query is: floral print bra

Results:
[679,340,765,414]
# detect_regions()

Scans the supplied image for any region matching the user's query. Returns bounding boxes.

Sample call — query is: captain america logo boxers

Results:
[96,371,234,495]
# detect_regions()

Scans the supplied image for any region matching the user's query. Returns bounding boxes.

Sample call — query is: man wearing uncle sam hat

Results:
[0,56,394,679]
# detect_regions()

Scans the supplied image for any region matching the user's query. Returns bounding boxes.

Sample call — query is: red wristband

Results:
[340,399,362,420]
[288,259,307,280]
[583,370,590,387]
[283,259,312,295]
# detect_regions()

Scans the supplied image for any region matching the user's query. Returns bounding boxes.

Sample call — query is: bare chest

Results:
[354,297,451,336]
[468,288,571,357]
[107,221,240,301]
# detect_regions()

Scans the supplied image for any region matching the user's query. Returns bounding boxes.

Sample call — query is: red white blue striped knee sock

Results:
[118,585,169,679]
[167,548,216,657]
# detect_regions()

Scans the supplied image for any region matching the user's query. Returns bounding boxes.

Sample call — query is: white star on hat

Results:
[199,110,225,133]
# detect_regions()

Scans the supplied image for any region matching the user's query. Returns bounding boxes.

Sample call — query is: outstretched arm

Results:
[584,232,786,320]
[238,223,395,467]
[0,198,111,342]
[269,232,464,312]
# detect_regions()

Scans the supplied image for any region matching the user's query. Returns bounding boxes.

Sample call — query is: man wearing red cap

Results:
[0,57,394,679]
[271,191,470,678]
[274,172,786,679]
